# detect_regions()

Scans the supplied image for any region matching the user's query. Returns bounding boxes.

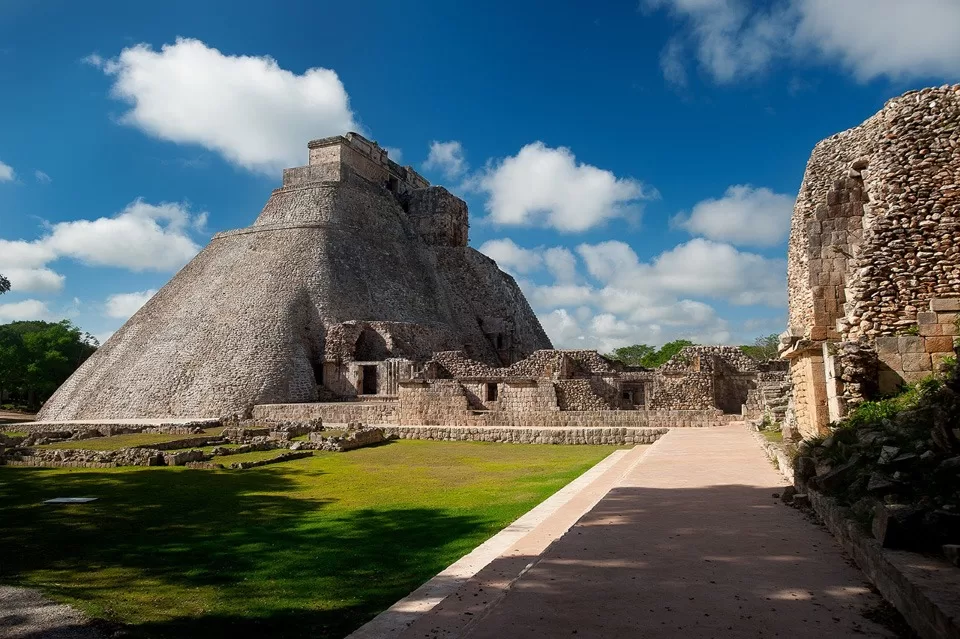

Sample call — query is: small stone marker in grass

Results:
[44,497,97,504]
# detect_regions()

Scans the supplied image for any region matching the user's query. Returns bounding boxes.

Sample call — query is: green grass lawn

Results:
[0,440,616,638]
[761,430,784,443]
[37,427,224,451]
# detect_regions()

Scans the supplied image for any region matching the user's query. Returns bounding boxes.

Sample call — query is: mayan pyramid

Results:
[38,133,552,420]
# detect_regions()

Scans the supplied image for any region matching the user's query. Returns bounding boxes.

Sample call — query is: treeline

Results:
[0,320,99,410]
[607,334,780,368]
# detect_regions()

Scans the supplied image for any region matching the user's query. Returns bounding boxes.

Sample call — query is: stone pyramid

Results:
[38,133,551,420]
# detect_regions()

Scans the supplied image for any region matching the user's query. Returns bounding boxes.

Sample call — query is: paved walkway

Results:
[396,426,896,638]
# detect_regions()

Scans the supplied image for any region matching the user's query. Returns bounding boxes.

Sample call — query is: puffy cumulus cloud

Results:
[543,247,578,284]
[0,160,14,182]
[94,38,359,174]
[672,185,794,247]
[105,289,157,319]
[468,142,656,232]
[0,299,52,321]
[478,238,543,275]
[0,267,64,294]
[423,141,467,179]
[485,235,779,351]
[0,199,205,294]
[644,0,960,84]
[646,239,786,306]
[44,199,204,271]
[578,238,785,307]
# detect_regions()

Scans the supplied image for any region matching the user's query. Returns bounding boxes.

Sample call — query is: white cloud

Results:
[0,160,14,182]
[34,170,51,184]
[577,238,785,306]
[105,289,157,319]
[644,238,786,306]
[384,147,403,163]
[0,299,52,321]
[660,37,689,88]
[478,238,543,275]
[795,0,960,81]
[95,38,359,174]
[543,247,578,284]
[469,142,656,232]
[423,141,467,179]
[44,199,204,271]
[0,199,205,294]
[672,185,794,247]
[645,0,960,84]
[483,235,782,351]
[0,268,64,294]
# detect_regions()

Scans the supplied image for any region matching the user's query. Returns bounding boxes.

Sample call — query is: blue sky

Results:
[1,0,959,350]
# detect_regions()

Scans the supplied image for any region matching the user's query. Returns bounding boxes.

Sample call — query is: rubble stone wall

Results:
[381,425,668,445]
[785,86,960,438]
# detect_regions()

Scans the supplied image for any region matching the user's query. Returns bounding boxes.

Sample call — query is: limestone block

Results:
[901,352,932,372]
[919,323,943,337]
[931,298,960,312]
[943,322,959,337]
[897,336,924,353]
[924,336,955,354]
[877,353,901,371]
[917,311,938,325]
[875,337,900,354]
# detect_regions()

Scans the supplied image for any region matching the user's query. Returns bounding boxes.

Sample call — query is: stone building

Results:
[38,133,552,420]
[252,346,784,430]
[782,86,960,439]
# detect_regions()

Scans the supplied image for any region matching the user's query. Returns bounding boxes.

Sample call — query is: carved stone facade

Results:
[783,86,960,439]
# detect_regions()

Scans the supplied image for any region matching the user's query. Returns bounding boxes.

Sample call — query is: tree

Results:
[0,320,98,409]
[608,339,696,369]
[0,274,9,295]
[740,334,780,361]
[608,344,655,367]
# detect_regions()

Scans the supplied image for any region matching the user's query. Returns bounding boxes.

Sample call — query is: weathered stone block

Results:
[931,298,960,312]
[901,352,932,372]
[917,311,938,325]
[875,336,900,354]
[897,336,924,353]
[924,336,955,354]
[919,323,943,337]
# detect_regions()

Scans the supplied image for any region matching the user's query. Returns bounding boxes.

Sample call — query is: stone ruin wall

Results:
[785,85,960,438]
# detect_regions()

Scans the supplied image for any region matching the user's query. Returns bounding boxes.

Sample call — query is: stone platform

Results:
[2,418,221,433]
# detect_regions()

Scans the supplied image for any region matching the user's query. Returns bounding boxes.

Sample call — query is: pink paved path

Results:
[401,426,895,638]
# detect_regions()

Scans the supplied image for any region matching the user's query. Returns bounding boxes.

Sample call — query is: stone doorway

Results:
[361,365,378,395]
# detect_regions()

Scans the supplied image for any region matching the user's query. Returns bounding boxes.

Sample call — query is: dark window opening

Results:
[361,365,378,395]
[496,334,504,350]
[622,391,631,401]
[486,383,499,402]
[387,176,399,193]
[311,359,324,385]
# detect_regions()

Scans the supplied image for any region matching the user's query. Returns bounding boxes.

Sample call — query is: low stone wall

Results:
[7,420,220,436]
[307,427,387,451]
[252,403,726,429]
[808,490,960,639]
[3,447,166,467]
[380,425,668,445]
[253,403,398,424]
